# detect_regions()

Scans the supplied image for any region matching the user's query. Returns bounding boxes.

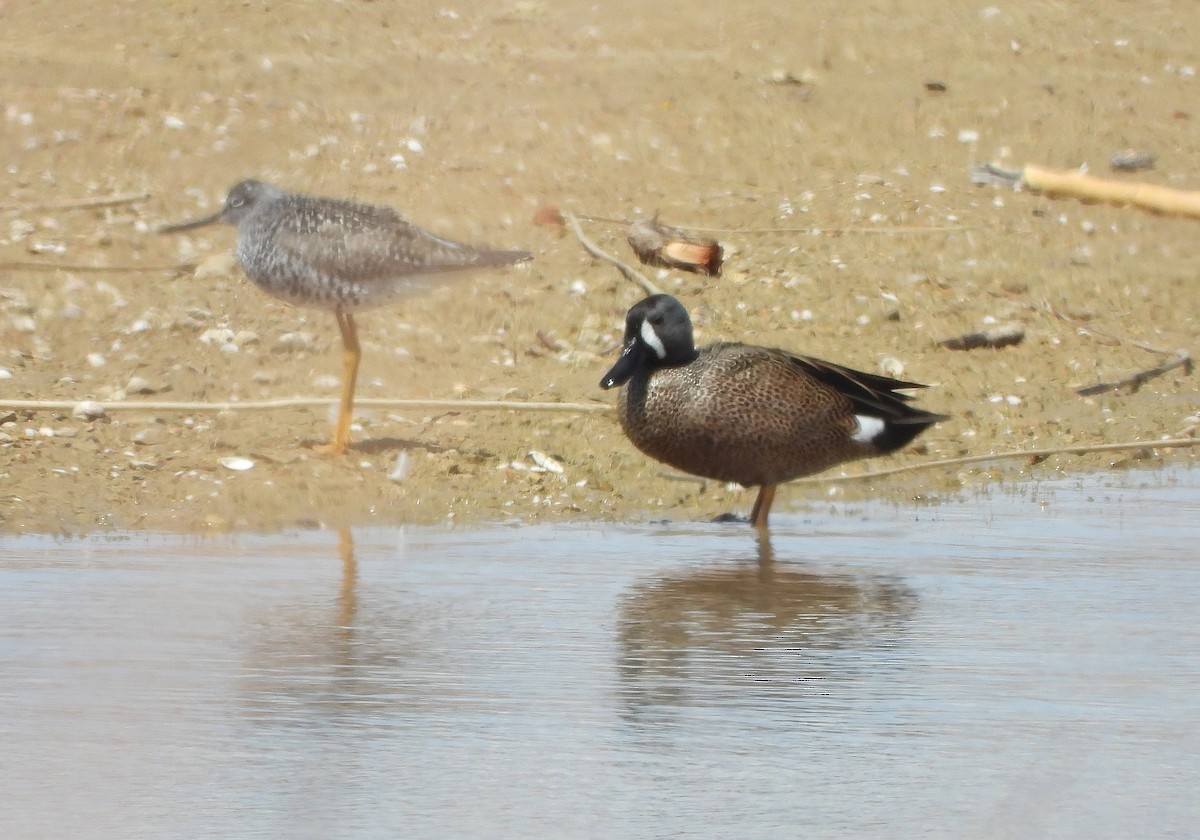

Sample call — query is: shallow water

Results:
[2,468,1198,839]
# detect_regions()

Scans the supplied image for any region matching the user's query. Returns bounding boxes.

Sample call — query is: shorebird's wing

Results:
[275,201,530,283]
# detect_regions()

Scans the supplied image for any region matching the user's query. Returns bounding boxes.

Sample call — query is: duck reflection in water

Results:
[616,535,918,721]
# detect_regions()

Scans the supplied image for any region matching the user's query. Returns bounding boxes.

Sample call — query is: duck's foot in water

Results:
[711,512,751,525]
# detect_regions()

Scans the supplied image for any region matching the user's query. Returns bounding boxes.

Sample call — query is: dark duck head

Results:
[600,294,700,389]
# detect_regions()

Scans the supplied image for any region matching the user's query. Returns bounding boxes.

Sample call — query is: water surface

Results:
[2,468,1198,839]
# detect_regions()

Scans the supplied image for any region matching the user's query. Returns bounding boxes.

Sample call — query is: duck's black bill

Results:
[600,338,642,389]
[158,211,224,234]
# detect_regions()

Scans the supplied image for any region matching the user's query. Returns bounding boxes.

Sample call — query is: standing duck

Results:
[600,294,947,529]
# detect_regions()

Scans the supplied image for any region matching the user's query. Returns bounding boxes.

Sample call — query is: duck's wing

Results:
[782,349,949,424]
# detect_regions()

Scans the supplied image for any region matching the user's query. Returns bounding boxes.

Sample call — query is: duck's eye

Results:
[648,314,664,326]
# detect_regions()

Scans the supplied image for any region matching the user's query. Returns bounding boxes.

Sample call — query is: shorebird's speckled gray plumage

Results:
[162,179,532,453]
[600,294,947,529]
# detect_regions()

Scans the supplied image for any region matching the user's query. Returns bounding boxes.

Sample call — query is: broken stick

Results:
[972,163,1200,218]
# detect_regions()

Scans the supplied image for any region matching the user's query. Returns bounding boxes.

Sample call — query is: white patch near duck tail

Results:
[640,320,667,359]
[851,414,888,445]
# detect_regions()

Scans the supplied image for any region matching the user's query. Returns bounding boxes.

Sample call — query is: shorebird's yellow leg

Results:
[749,484,776,531]
[319,311,360,455]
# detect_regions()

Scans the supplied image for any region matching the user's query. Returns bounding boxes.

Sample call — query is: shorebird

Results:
[600,294,947,529]
[162,179,532,454]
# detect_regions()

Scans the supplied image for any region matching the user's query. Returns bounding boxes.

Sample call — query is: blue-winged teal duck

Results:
[600,294,947,529]
[162,180,532,454]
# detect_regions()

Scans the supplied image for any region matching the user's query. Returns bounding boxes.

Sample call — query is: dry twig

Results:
[0,192,150,212]
[563,210,661,295]
[1042,305,1193,395]
[792,438,1199,484]
[1075,351,1193,396]
[0,397,611,414]
[0,261,190,274]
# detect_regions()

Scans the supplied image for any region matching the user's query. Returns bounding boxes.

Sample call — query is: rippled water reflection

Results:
[2,468,1198,838]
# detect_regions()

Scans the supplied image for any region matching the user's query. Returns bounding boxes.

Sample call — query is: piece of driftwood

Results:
[972,162,1200,218]
[626,215,724,276]
[939,323,1025,350]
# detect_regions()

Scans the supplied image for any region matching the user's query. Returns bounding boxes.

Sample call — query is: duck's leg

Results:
[321,311,360,455]
[749,484,776,530]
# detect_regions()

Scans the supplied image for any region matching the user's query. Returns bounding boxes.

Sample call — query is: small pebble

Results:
[199,328,236,346]
[1110,149,1156,172]
[132,427,165,445]
[194,253,238,280]
[273,332,316,353]
[126,375,165,395]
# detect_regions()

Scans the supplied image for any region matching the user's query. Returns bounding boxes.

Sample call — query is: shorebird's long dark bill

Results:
[159,210,225,234]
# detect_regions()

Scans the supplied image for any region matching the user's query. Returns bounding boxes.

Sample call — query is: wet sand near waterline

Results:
[1,1,1196,533]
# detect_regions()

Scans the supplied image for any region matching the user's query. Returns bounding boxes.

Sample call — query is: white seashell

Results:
[219,456,255,471]
[72,400,106,421]
[387,451,412,483]
[528,450,564,474]
[879,356,906,378]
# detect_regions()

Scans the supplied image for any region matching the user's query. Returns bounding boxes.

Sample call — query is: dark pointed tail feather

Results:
[872,408,949,454]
